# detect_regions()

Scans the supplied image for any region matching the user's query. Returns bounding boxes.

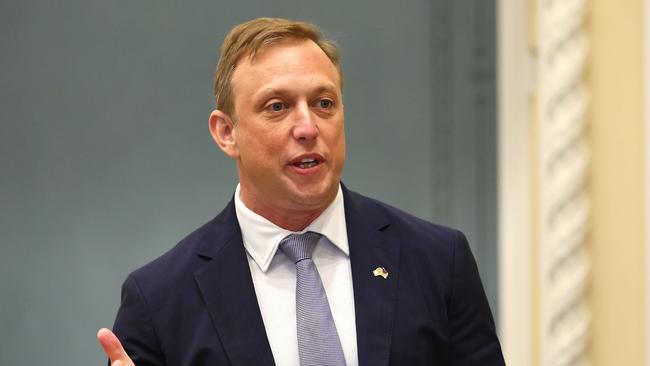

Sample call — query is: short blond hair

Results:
[213,17,342,116]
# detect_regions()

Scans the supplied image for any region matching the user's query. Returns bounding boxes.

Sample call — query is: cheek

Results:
[238,129,287,164]
[339,135,346,157]
[334,130,347,165]
[327,124,346,153]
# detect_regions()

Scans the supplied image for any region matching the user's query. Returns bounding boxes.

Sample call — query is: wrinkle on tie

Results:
[279,231,347,366]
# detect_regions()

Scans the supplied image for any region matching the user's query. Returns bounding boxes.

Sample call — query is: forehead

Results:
[230,39,341,101]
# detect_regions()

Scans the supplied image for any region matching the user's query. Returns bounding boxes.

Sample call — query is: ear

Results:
[209,109,239,159]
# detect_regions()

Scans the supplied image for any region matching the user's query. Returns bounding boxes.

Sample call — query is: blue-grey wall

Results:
[0,1,496,364]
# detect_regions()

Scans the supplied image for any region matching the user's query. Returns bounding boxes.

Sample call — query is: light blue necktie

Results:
[280,231,347,366]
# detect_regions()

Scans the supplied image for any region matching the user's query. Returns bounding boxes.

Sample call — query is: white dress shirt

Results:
[234,184,358,366]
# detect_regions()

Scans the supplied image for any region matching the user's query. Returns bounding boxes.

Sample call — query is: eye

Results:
[267,102,285,112]
[317,99,333,109]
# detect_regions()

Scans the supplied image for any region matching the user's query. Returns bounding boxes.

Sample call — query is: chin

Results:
[288,181,337,207]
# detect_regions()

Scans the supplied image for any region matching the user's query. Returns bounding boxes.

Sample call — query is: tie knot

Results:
[280,231,321,263]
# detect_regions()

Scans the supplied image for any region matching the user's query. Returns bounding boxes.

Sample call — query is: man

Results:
[97,17,505,365]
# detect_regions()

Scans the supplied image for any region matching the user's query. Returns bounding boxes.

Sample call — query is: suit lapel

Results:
[343,187,401,366]
[194,201,275,366]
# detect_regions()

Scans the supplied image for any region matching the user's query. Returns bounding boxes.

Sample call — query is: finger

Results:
[97,328,132,365]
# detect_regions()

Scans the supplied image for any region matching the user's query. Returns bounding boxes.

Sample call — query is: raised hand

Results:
[97,328,136,366]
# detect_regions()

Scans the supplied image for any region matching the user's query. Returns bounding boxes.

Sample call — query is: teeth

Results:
[295,158,319,169]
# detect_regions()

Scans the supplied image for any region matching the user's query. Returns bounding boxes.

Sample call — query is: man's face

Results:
[220,39,345,219]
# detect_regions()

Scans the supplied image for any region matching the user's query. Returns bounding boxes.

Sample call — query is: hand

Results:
[97,328,135,366]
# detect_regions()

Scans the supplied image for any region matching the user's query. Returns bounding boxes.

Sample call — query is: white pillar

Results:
[537,0,591,365]
[497,0,535,364]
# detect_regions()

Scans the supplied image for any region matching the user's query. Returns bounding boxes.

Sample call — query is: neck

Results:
[238,189,334,232]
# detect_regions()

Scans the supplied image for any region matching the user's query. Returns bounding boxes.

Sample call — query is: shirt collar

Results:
[234,184,349,272]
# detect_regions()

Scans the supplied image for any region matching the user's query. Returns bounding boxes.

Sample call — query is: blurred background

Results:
[0,0,647,365]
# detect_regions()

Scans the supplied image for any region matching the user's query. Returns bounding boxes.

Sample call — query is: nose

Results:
[291,103,319,141]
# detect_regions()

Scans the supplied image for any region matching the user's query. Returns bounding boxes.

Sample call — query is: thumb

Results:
[97,328,135,366]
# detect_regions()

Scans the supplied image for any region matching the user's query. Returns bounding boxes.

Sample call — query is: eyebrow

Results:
[255,83,339,101]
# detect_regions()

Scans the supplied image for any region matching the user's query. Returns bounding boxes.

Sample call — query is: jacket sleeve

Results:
[449,231,506,365]
[111,274,166,366]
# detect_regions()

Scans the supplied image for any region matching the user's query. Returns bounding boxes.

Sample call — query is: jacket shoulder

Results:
[125,200,238,295]
[344,188,464,251]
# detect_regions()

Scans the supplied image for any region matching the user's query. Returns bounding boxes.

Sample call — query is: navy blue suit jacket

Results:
[112,187,505,365]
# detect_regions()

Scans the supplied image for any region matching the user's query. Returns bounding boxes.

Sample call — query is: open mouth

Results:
[293,158,320,169]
